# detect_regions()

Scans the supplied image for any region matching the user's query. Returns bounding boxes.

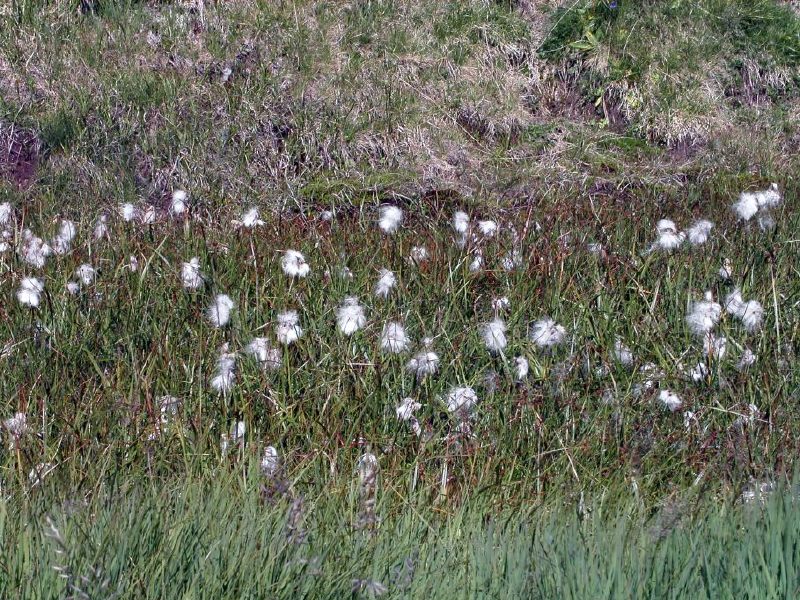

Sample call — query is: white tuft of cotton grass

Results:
[446,387,478,416]
[378,205,403,234]
[658,390,683,412]
[51,220,76,255]
[406,350,439,380]
[737,348,757,371]
[477,220,497,237]
[374,269,396,298]
[480,318,507,354]
[211,346,236,394]
[207,294,234,328]
[75,264,95,286]
[181,257,204,290]
[236,207,265,228]
[612,338,634,367]
[687,220,713,246]
[119,203,137,222]
[281,249,310,278]
[93,214,109,240]
[245,337,282,371]
[649,219,685,252]
[756,183,781,209]
[275,310,302,345]
[20,229,52,268]
[719,258,733,281]
[4,412,28,438]
[17,277,44,308]
[514,356,529,381]
[725,288,764,332]
[381,321,410,353]
[336,297,367,336]
[396,397,422,421]
[409,246,429,264]
[0,202,12,225]
[453,211,469,235]
[261,446,280,477]
[530,318,566,349]
[685,291,721,337]
[492,296,510,313]
[170,190,188,215]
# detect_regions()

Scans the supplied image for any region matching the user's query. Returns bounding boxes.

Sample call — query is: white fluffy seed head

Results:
[740,300,764,332]
[238,207,264,228]
[75,264,95,286]
[446,386,478,416]
[453,210,469,234]
[211,348,236,394]
[120,203,137,222]
[246,337,282,370]
[51,220,76,255]
[687,220,714,246]
[514,356,529,381]
[336,297,366,336]
[0,202,12,225]
[207,294,234,328]
[381,321,410,353]
[396,397,422,421]
[171,190,188,215]
[481,318,507,354]
[733,193,759,221]
[17,277,44,308]
[275,310,302,345]
[374,268,396,298]
[406,350,439,380]
[409,246,429,263]
[281,249,310,278]
[93,214,109,240]
[181,257,204,290]
[685,293,721,337]
[477,220,497,237]
[20,230,52,268]
[658,390,683,412]
[613,338,634,367]
[378,205,403,234]
[261,446,280,477]
[530,318,566,349]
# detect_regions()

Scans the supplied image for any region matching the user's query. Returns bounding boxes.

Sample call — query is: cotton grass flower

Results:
[468,251,483,272]
[378,205,403,234]
[446,386,478,416]
[170,190,188,215]
[658,390,683,412]
[236,207,265,228]
[119,202,137,222]
[530,318,566,349]
[140,206,156,224]
[492,296,510,312]
[406,350,439,380]
[737,348,757,371]
[374,269,396,298]
[687,220,713,246]
[649,219,685,252]
[719,258,733,281]
[66,281,80,295]
[20,230,52,268]
[685,291,721,337]
[477,220,497,237]
[480,318,507,354]
[409,246,429,264]
[51,220,76,255]
[93,214,109,240]
[207,294,234,328]
[275,310,302,345]
[704,334,727,360]
[381,321,410,353]
[181,257,204,290]
[725,288,763,332]
[17,277,44,308]
[245,337,282,370]
[281,249,310,278]
[211,346,236,394]
[396,397,422,436]
[4,412,28,439]
[514,356,529,381]
[453,210,469,234]
[0,202,11,225]
[612,338,634,367]
[75,264,95,286]
[756,183,781,209]
[336,297,366,336]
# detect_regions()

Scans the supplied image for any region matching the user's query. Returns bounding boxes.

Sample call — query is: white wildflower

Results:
[119,203,137,222]
[396,397,422,421]
[492,296,510,312]
[0,202,11,225]
[211,347,236,394]
[261,446,280,477]
[453,211,469,235]
[704,334,727,360]
[19,229,52,268]
[406,350,439,380]
[181,257,204,290]
[158,395,180,426]
[649,219,685,252]
[688,362,709,382]
[140,206,156,224]
[685,291,721,337]
[207,294,234,328]
[737,348,757,371]
[17,277,44,308]
[237,207,265,228]
[658,390,683,412]
[719,258,733,281]
[374,269,396,298]
[468,251,483,272]
[446,386,478,416]
[275,310,302,345]
[480,318,507,354]
[66,281,79,295]
[477,220,497,237]
[739,300,764,332]
[245,337,282,370]
[409,245,429,263]
[378,205,403,234]
[0,229,10,252]
[129,255,139,272]
[51,220,76,255]
[514,356,529,381]
[320,209,334,221]
[724,289,746,317]
[501,249,523,271]
[687,220,713,246]
[587,242,603,255]
[732,193,759,221]
[381,321,410,353]
[530,318,566,349]
[93,214,109,240]
[756,183,781,209]
[612,338,634,367]
[75,264,95,286]
[281,249,310,278]
[171,190,188,215]
[4,412,27,438]
[337,297,367,336]
[357,453,379,486]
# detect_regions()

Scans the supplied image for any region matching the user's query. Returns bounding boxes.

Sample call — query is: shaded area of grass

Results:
[2,475,799,598]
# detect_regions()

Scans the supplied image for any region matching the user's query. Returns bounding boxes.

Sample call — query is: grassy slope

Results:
[0,0,800,597]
